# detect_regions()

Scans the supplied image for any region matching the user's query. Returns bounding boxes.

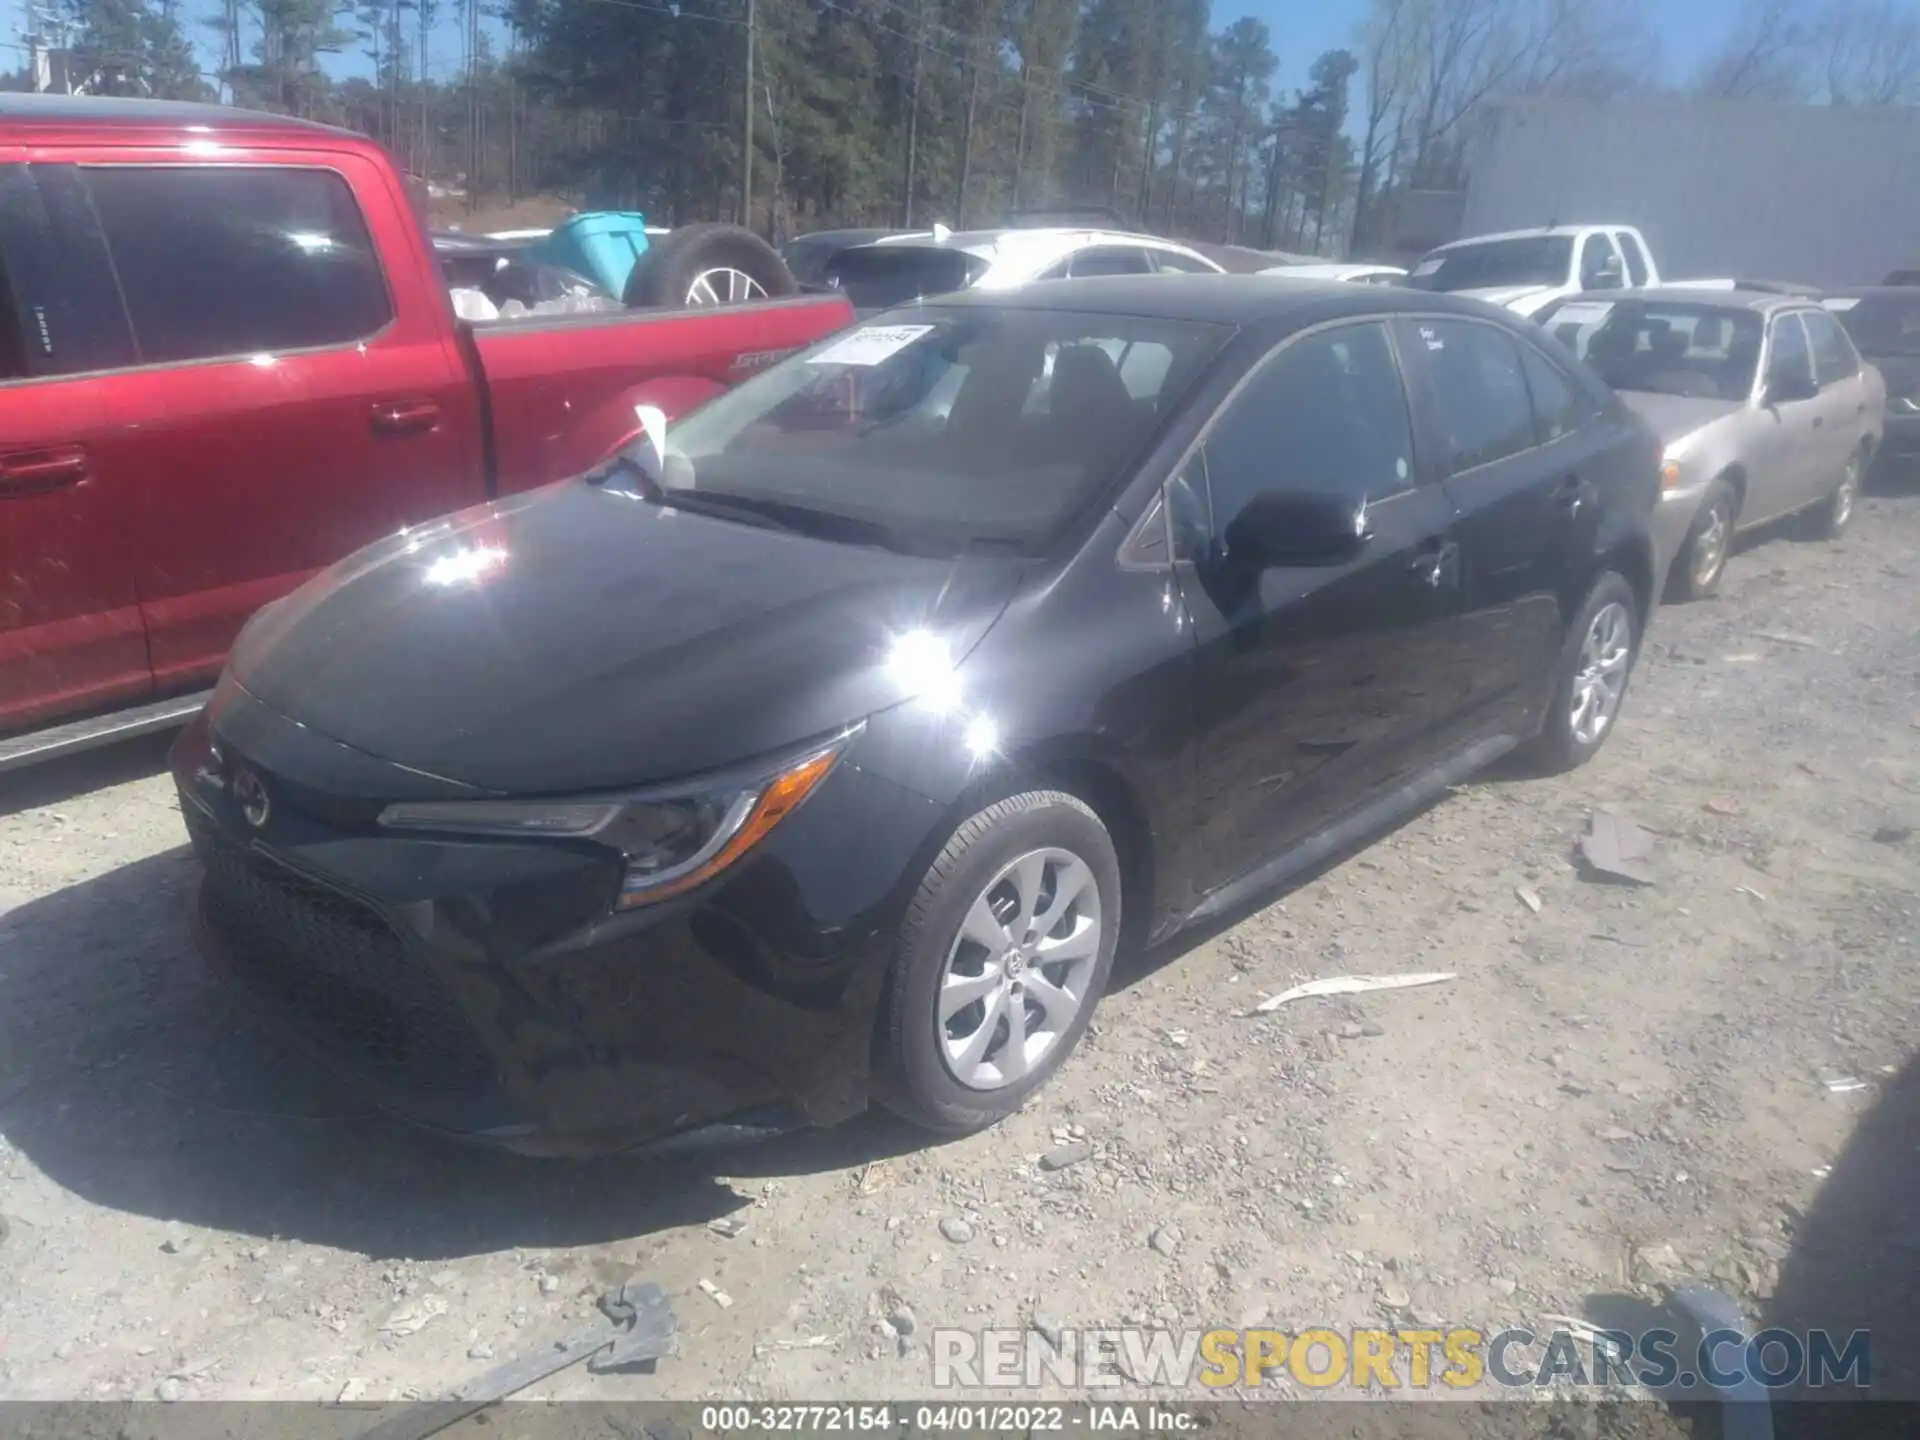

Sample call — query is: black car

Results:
[1828,289,1920,464]
[172,276,1661,1156]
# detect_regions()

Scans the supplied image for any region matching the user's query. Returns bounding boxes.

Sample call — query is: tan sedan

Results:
[1536,289,1885,600]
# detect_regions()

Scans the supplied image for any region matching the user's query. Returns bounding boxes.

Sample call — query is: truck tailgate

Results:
[470,294,854,494]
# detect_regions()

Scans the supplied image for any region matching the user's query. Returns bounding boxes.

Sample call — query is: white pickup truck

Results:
[1405,224,1660,316]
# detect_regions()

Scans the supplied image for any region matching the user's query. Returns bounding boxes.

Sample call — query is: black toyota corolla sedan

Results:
[173,276,1660,1156]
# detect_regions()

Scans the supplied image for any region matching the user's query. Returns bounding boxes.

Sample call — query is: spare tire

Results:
[623,223,798,308]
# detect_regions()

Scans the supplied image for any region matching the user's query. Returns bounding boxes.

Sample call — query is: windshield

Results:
[823,246,989,308]
[1537,298,1763,400]
[1408,236,1573,292]
[1829,294,1920,356]
[630,307,1227,556]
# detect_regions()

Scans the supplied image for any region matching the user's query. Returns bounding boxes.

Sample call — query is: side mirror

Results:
[1224,489,1373,570]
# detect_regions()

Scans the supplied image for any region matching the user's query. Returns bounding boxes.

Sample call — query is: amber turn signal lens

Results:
[617,745,842,907]
[1660,460,1682,491]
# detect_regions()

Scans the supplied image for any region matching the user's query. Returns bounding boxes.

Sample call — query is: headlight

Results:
[376,732,853,908]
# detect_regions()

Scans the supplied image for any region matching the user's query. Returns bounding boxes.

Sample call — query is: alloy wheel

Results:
[1569,600,1634,747]
[685,267,768,306]
[1833,456,1860,528]
[1692,501,1730,590]
[937,847,1102,1091]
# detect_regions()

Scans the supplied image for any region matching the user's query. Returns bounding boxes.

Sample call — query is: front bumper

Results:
[171,687,941,1157]
[1649,483,1710,595]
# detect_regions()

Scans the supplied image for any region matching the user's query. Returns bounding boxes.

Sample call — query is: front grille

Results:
[203,849,496,1098]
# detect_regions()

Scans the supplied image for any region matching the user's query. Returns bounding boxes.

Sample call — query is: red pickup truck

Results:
[0,95,853,769]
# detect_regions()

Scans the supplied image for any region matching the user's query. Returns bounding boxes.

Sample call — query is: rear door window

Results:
[1410,320,1538,473]
[1518,344,1590,445]
[824,245,985,307]
[81,165,394,365]
[1150,249,1217,274]
[1801,308,1861,384]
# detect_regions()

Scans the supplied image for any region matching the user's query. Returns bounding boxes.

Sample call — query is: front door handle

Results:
[0,444,88,496]
[1408,538,1456,589]
[371,398,442,437]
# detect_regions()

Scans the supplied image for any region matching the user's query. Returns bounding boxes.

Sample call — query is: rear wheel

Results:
[1524,572,1641,775]
[875,790,1121,1133]
[622,223,797,309]
[1667,478,1736,602]
[1809,446,1864,540]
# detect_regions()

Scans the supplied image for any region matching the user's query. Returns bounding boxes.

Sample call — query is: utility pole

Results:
[742,0,755,230]
[903,0,926,227]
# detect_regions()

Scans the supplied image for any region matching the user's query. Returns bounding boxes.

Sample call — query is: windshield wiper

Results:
[655,488,901,549]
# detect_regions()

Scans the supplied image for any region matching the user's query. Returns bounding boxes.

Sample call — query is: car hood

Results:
[1616,391,1743,445]
[229,481,1025,794]
[1456,284,1561,313]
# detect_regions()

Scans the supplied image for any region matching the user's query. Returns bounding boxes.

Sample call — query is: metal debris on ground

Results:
[1515,885,1543,914]
[1755,631,1818,649]
[1579,810,1658,886]
[1251,971,1456,1014]
[353,1280,675,1440]
[697,1278,734,1309]
[1818,1069,1866,1095]
[709,1216,748,1239]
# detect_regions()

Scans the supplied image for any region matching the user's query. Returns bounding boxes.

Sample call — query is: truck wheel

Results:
[623,224,797,308]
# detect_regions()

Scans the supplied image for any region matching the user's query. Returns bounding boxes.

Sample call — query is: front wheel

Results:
[1809,447,1864,540]
[875,790,1121,1133]
[1667,478,1736,602]
[1524,572,1642,775]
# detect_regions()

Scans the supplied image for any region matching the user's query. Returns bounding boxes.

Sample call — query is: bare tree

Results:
[1813,0,1920,104]
[1695,0,1813,100]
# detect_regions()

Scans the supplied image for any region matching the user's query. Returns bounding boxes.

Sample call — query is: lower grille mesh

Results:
[203,849,495,1098]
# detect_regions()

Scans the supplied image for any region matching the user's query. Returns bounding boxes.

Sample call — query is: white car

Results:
[1258,261,1406,285]
[823,226,1224,309]
[1406,224,1661,317]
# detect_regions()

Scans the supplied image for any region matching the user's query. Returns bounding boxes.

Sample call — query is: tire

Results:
[875,790,1122,1133]
[1666,478,1737,602]
[1524,571,1642,775]
[1808,445,1865,540]
[622,223,797,309]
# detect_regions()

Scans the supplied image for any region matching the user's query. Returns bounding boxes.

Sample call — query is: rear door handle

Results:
[1552,473,1594,515]
[0,444,88,496]
[371,398,442,437]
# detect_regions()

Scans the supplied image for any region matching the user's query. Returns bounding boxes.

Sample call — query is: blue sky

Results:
[1233,0,1748,98]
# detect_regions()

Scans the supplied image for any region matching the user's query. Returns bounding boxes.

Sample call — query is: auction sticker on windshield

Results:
[808,325,936,366]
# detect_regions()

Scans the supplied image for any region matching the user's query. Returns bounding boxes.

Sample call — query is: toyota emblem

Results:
[232,767,271,829]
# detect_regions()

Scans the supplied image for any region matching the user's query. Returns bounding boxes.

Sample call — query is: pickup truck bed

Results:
[0,95,851,766]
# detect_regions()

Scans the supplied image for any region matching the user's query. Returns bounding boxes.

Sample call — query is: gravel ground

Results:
[2,477,1918,1426]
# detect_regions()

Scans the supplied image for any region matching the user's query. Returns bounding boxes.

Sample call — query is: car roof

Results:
[1433,224,1638,251]
[917,272,1507,327]
[1597,286,1818,314]
[0,92,355,140]
[1265,262,1404,278]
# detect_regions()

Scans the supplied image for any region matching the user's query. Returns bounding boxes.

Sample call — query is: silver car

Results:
[1536,289,1885,600]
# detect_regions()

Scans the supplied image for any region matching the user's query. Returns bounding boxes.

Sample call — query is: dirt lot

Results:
[3,478,1919,1422]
